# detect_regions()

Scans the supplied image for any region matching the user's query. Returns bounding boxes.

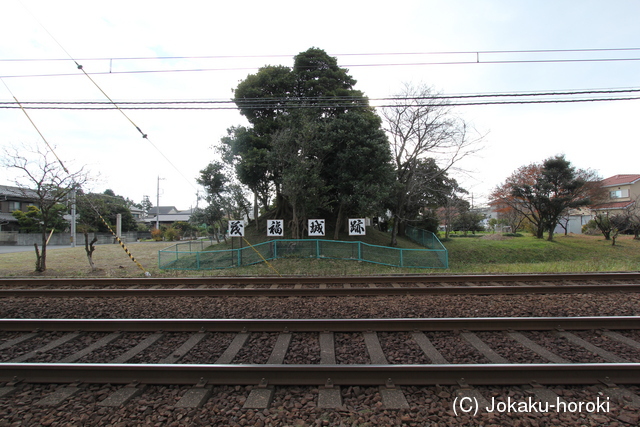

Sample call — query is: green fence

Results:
[158,229,448,270]
[405,225,449,268]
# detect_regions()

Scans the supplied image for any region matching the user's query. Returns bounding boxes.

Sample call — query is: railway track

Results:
[1,272,640,297]
[1,316,640,416]
[2,274,640,423]
[1,317,639,385]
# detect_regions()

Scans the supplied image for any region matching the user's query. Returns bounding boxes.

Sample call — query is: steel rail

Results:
[0,271,639,287]
[1,363,638,386]
[1,283,639,298]
[2,317,639,332]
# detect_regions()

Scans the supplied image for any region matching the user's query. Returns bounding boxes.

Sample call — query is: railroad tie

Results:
[9,332,82,363]
[0,386,17,399]
[0,379,21,399]
[523,381,567,408]
[215,332,250,364]
[158,332,208,364]
[0,332,40,351]
[601,383,640,409]
[363,332,409,409]
[380,379,409,409]
[98,383,146,407]
[35,382,83,406]
[602,331,640,350]
[266,332,292,364]
[556,331,629,363]
[363,331,388,365]
[506,332,568,363]
[109,333,164,364]
[318,332,341,409]
[243,378,274,409]
[243,332,292,409]
[59,332,122,363]
[176,378,212,408]
[460,332,509,364]
[454,380,490,413]
[411,332,448,364]
[319,332,336,365]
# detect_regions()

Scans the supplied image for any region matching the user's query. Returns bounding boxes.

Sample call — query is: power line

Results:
[3,48,640,80]
[3,57,640,79]
[0,78,69,173]
[1,97,637,109]
[3,47,640,62]
[5,86,640,102]
[18,0,197,193]
[2,87,640,109]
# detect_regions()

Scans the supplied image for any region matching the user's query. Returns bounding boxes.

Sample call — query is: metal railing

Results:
[159,228,447,270]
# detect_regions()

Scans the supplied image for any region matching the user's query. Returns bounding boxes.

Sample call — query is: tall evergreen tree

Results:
[222,47,393,235]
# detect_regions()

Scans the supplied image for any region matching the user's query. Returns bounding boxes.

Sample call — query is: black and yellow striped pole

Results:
[85,199,150,277]
[97,213,150,276]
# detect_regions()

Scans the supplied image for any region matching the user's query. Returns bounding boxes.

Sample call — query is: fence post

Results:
[196,251,200,269]
[358,241,362,261]
[399,249,404,267]
[316,240,320,258]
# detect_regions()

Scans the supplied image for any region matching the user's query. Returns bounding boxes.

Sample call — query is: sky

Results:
[1,0,639,212]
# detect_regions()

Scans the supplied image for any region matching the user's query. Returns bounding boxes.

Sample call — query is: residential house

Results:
[0,185,40,232]
[591,174,640,215]
[556,174,640,234]
[144,206,193,228]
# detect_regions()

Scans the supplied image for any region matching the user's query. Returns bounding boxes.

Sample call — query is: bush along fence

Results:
[158,228,448,270]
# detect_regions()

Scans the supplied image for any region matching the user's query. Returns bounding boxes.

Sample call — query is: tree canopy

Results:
[221,47,394,236]
[491,155,600,240]
[381,83,480,245]
[2,142,88,271]
[77,190,138,233]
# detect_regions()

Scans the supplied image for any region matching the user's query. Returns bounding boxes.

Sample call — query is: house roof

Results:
[601,174,640,187]
[144,213,192,223]
[592,200,636,211]
[148,206,179,215]
[0,184,39,200]
[0,212,17,223]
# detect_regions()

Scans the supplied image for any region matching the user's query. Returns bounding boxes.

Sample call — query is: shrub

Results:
[163,226,180,242]
[150,227,163,241]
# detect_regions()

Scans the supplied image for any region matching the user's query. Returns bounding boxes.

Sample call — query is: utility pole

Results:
[69,189,76,248]
[156,176,165,231]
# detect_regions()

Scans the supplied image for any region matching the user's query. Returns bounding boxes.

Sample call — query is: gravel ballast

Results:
[1,292,639,426]
[1,293,639,319]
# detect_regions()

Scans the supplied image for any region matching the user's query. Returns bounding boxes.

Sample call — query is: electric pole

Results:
[156,176,165,231]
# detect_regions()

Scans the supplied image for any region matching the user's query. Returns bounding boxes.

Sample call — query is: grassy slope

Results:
[445,233,640,273]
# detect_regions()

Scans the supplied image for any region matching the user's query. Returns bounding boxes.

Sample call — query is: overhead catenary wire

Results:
[1,78,150,275]
[0,77,69,174]
[4,57,640,79]
[18,0,198,193]
[2,47,640,62]
[3,46,640,80]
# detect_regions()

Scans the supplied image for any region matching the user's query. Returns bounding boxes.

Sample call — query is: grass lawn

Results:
[0,230,638,278]
[444,233,640,273]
